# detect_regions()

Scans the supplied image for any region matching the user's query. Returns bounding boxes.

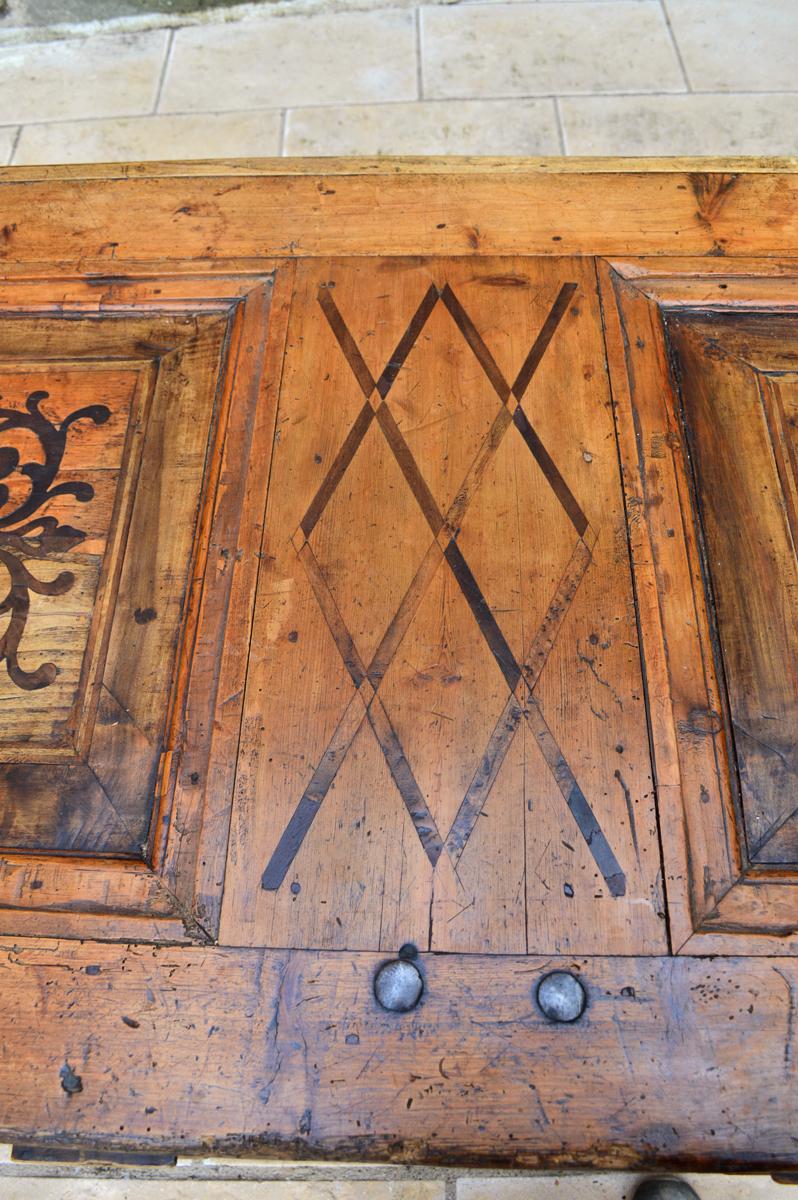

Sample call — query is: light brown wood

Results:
[221,256,664,956]
[1,938,797,1170]
[0,166,797,263]
[2,160,798,1170]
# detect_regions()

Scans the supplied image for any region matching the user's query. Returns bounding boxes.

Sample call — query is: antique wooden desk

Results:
[0,158,797,1172]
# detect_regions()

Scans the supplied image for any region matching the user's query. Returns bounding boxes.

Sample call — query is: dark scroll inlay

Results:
[0,389,110,691]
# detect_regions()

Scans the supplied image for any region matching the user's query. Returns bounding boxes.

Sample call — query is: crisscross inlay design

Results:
[262,281,626,898]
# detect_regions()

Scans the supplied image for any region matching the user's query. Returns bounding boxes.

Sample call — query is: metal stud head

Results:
[535,970,587,1023]
[374,959,423,1013]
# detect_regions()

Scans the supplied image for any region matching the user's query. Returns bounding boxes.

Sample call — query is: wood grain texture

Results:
[3,163,798,1169]
[0,269,282,940]
[221,257,664,956]
[1,938,797,1170]
[0,167,797,263]
[601,258,798,954]
[668,314,798,866]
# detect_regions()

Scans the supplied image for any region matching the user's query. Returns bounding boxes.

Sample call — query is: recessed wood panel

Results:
[601,260,798,953]
[0,271,281,941]
[669,315,798,867]
[0,367,140,749]
[221,257,665,955]
[0,315,227,857]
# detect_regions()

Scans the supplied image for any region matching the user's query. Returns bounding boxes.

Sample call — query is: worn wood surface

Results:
[221,256,664,955]
[1,939,797,1170]
[2,160,798,1168]
[0,272,278,940]
[0,164,797,262]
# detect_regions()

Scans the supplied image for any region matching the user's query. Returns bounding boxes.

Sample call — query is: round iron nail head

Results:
[374,959,423,1013]
[536,970,586,1023]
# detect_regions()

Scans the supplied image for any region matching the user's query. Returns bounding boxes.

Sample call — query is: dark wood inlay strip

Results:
[513,405,589,538]
[511,282,578,402]
[375,401,444,535]
[443,540,522,693]
[318,285,376,398]
[444,696,525,864]
[525,697,627,897]
[367,695,445,867]
[440,283,511,403]
[375,284,440,400]
[300,401,374,539]
[298,541,368,688]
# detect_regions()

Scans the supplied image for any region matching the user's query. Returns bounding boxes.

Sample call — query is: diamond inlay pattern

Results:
[261,277,627,899]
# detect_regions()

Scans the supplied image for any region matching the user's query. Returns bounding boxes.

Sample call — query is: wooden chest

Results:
[1,158,797,1172]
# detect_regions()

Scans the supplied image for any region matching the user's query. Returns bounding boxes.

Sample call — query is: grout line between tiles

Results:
[279,108,288,155]
[415,6,424,101]
[659,0,692,92]
[2,89,797,134]
[553,95,566,154]
[6,125,22,165]
[152,27,175,113]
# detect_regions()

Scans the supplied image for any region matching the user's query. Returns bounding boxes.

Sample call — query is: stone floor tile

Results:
[421,0,685,99]
[559,92,798,155]
[459,1173,785,1199]
[161,9,417,113]
[0,30,169,124]
[665,0,798,92]
[12,109,282,164]
[0,1181,446,1199]
[285,97,560,154]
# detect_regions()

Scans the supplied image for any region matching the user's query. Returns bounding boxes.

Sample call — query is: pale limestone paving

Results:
[13,110,283,164]
[559,92,798,156]
[0,0,795,161]
[0,124,17,165]
[420,1,686,99]
[160,9,418,111]
[284,97,560,155]
[0,29,170,124]
[664,0,798,92]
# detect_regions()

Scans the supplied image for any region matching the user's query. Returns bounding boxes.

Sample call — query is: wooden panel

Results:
[3,163,798,1172]
[0,270,284,940]
[0,166,797,264]
[0,367,142,749]
[0,312,228,857]
[668,315,798,866]
[1,938,797,1170]
[601,259,798,953]
[221,257,665,955]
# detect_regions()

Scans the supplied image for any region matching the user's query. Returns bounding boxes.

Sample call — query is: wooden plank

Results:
[1,170,798,263]
[0,939,796,1170]
[221,258,665,955]
[1,156,796,181]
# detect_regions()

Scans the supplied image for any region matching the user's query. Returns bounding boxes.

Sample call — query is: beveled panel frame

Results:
[0,265,293,942]
[600,257,798,955]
